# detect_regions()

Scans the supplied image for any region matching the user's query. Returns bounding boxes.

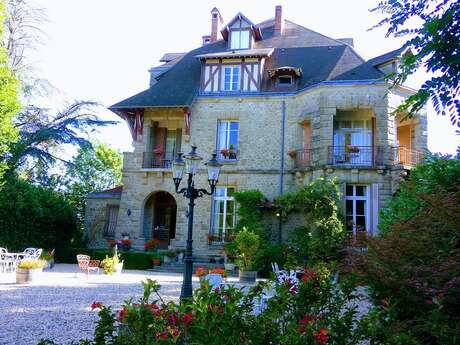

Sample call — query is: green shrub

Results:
[277,178,344,264]
[379,153,460,233]
[235,227,260,271]
[233,189,266,235]
[0,176,79,251]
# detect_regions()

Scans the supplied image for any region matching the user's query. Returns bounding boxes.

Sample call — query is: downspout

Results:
[278,100,286,244]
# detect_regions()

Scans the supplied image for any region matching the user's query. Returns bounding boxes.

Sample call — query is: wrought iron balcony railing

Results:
[142,152,172,169]
[292,148,313,168]
[328,146,385,166]
[391,146,424,167]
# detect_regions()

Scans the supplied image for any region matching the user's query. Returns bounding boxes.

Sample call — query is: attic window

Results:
[277,75,293,86]
[230,30,250,49]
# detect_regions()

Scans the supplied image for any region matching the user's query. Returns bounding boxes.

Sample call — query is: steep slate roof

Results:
[368,46,406,66]
[110,18,385,111]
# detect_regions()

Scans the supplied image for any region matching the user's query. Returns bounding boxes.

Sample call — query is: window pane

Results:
[230,122,239,131]
[346,200,353,215]
[240,30,250,48]
[342,121,352,129]
[356,216,366,231]
[230,31,240,49]
[215,187,225,197]
[346,185,353,196]
[227,187,235,197]
[356,200,365,215]
[356,185,366,196]
[346,216,354,232]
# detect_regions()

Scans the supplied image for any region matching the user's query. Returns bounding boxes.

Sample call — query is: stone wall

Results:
[85,194,121,248]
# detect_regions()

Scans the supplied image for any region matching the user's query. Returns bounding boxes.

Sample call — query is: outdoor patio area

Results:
[0,264,241,345]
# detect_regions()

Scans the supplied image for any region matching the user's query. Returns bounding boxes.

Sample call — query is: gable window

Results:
[217,120,239,160]
[345,185,370,238]
[210,187,236,243]
[277,75,293,86]
[230,30,250,49]
[223,66,240,91]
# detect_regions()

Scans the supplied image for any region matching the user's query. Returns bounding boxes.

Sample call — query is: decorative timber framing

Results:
[117,109,144,141]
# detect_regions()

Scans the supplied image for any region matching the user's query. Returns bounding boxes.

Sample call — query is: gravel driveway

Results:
[0,264,226,345]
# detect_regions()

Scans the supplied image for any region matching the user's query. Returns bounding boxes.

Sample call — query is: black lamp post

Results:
[171,146,222,301]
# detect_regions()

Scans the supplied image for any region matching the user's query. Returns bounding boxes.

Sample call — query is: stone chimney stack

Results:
[274,5,283,36]
[210,7,222,43]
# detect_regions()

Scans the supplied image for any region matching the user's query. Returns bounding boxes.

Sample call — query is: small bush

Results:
[18,259,46,269]
[235,227,260,271]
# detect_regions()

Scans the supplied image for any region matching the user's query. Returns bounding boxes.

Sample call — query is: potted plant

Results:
[144,238,160,252]
[151,253,161,267]
[101,252,123,275]
[40,249,55,270]
[16,259,46,283]
[224,241,237,271]
[235,227,260,283]
[153,146,165,156]
[121,239,132,252]
[287,149,297,159]
[220,148,229,159]
[162,250,177,264]
[229,144,237,159]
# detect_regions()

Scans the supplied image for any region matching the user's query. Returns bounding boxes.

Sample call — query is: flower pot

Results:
[238,270,257,284]
[224,263,236,271]
[152,258,161,267]
[16,268,43,283]
[114,261,124,275]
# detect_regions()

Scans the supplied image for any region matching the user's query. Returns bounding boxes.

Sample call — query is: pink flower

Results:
[91,301,102,310]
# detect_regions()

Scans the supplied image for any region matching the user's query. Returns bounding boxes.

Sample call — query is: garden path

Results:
[0,264,240,345]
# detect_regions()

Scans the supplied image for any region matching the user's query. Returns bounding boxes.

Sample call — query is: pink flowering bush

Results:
[38,265,368,345]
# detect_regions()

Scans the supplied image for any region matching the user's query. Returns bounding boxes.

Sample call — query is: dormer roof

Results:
[220,12,262,41]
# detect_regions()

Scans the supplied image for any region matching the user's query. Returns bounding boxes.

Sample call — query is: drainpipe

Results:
[278,100,286,244]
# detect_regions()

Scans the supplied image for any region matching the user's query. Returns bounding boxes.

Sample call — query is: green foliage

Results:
[233,189,265,235]
[39,265,368,344]
[100,253,121,275]
[66,142,122,228]
[277,178,345,263]
[379,153,460,233]
[371,0,460,126]
[350,187,460,344]
[0,175,78,250]
[0,0,20,180]
[235,227,260,271]
[254,242,286,277]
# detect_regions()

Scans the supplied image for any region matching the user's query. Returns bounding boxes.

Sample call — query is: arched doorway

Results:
[143,191,177,249]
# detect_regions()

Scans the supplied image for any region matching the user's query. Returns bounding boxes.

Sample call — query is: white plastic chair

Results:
[0,247,13,273]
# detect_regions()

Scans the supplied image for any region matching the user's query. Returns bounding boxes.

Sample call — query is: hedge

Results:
[55,248,160,270]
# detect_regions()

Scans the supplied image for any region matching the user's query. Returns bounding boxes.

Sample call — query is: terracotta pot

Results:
[152,258,161,267]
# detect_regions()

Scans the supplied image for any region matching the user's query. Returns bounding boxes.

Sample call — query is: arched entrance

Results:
[143,191,177,249]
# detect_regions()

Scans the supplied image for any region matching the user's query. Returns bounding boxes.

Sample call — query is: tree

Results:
[0,0,20,181]
[66,142,123,227]
[371,0,460,129]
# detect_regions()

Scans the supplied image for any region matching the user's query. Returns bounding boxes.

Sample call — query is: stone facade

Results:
[85,82,427,254]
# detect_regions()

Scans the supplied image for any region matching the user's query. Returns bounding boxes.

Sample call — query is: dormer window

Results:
[230,29,250,50]
[277,75,293,86]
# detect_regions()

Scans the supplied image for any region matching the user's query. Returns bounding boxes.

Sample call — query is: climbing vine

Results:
[233,189,266,236]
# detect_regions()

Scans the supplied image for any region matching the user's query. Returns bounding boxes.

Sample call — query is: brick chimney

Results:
[210,7,222,43]
[274,5,283,36]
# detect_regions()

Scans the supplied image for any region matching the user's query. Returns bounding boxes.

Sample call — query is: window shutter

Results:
[371,183,379,235]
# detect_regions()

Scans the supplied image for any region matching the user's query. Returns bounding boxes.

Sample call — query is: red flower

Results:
[90,301,102,310]
[195,267,206,277]
[182,312,193,325]
[156,331,168,340]
[314,328,329,344]
[170,327,180,338]
[290,286,298,295]
[118,308,128,322]
[301,269,318,283]
[299,314,316,325]
[207,304,213,312]
[169,313,180,325]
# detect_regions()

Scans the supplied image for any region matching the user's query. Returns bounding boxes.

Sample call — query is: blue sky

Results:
[34,0,458,155]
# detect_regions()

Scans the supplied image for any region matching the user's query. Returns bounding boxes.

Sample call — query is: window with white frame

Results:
[210,187,236,242]
[230,30,250,49]
[222,66,240,91]
[345,185,370,237]
[217,120,239,160]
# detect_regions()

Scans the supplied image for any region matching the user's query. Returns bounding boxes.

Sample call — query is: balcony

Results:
[391,146,424,167]
[328,146,385,167]
[292,148,313,168]
[142,152,172,169]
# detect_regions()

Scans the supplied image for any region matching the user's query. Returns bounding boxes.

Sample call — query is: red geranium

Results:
[314,328,329,344]
[182,312,193,325]
[91,301,102,310]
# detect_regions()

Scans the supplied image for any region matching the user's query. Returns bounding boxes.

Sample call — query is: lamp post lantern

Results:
[171,146,221,300]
